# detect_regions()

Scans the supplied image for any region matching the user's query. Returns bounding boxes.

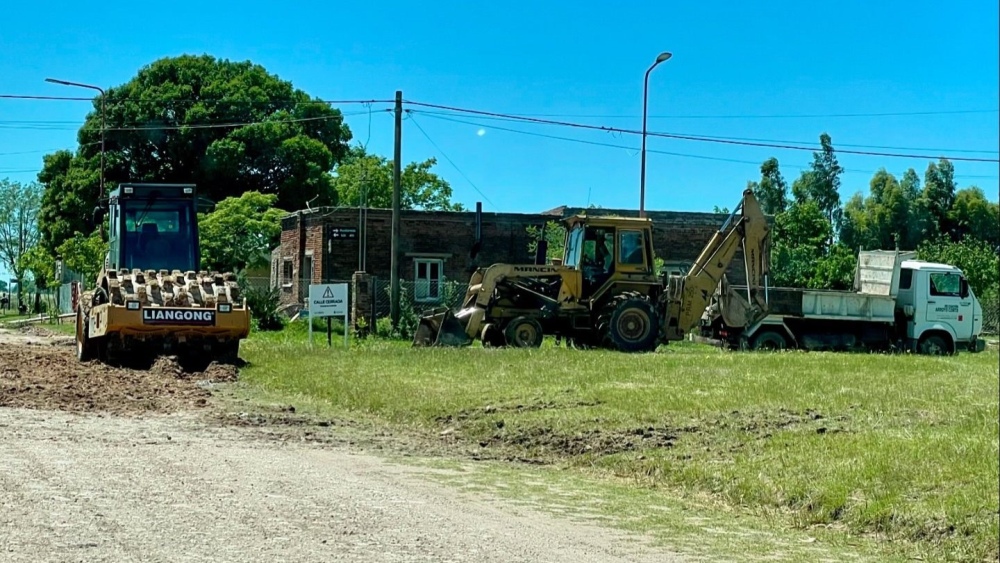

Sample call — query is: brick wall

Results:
[275,205,762,309]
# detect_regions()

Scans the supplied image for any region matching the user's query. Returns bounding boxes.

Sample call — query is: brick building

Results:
[272,204,755,321]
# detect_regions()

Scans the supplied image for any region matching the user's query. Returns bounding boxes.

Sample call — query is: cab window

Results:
[619,230,645,265]
[929,272,961,297]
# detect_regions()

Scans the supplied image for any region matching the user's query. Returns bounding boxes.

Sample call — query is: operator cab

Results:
[561,215,656,294]
[104,183,202,273]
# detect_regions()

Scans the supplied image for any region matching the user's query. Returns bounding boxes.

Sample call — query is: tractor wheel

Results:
[480,323,506,348]
[75,306,95,362]
[599,293,660,353]
[751,330,787,351]
[504,317,544,348]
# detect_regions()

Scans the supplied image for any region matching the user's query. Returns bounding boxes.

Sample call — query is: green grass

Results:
[237,329,999,562]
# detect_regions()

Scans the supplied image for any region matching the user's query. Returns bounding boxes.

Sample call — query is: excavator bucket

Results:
[412,307,474,347]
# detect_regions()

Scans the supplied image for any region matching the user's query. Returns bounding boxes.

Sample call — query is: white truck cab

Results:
[895,260,985,354]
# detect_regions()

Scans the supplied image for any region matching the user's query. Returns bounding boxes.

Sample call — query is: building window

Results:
[414,258,444,302]
[282,259,294,289]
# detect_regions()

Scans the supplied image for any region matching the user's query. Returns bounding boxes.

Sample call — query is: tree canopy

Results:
[38,54,353,254]
[198,191,286,273]
[331,147,463,211]
[751,135,998,295]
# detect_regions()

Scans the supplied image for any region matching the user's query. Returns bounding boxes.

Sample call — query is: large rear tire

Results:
[599,293,660,353]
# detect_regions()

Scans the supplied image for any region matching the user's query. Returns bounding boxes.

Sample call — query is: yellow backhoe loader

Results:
[413,187,771,352]
[75,183,251,365]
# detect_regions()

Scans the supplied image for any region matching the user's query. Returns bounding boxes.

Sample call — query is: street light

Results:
[640,51,671,219]
[45,78,106,198]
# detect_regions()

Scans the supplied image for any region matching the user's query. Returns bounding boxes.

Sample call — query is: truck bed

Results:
[736,286,897,322]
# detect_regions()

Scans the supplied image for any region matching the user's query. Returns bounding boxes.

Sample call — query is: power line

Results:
[405,111,497,209]
[414,111,1000,180]
[0,93,395,105]
[403,100,1000,163]
[411,109,998,155]
[0,110,388,132]
[483,109,1000,119]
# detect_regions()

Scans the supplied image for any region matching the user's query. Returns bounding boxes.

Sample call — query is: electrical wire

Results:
[0,109,389,132]
[406,111,497,208]
[409,109,999,155]
[479,109,1000,119]
[414,111,1000,180]
[0,93,395,105]
[403,100,1000,163]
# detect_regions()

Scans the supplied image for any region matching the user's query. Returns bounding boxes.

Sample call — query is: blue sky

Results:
[1,0,997,221]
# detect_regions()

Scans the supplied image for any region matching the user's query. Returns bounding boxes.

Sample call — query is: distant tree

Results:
[56,230,108,286]
[769,200,833,287]
[0,179,42,300]
[752,157,788,215]
[38,54,353,254]
[332,148,463,211]
[198,191,286,273]
[948,187,998,246]
[526,220,567,262]
[921,159,957,233]
[791,133,843,233]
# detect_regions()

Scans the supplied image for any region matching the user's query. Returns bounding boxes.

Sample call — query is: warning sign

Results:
[308,283,348,317]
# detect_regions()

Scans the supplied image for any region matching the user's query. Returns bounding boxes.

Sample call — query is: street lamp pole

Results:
[45,78,106,198]
[640,52,671,219]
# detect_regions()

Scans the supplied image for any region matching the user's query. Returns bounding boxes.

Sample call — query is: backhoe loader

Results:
[75,183,251,365]
[412,187,771,352]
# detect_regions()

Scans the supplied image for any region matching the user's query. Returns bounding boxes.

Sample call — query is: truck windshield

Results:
[122,200,198,272]
[929,272,962,297]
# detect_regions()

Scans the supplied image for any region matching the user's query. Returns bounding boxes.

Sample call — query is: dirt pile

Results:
[0,341,238,415]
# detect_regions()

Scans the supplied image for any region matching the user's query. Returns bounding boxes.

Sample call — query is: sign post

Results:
[307,283,349,348]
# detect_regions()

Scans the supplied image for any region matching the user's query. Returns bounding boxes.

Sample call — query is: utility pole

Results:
[390,91,402,329]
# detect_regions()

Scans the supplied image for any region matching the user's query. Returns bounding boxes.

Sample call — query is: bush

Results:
[240,282,285,331]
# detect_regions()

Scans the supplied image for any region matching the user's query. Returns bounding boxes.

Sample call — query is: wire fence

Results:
[983,296,999,336]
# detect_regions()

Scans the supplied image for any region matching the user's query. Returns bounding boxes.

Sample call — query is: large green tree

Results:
[0,179,43,297]
[38,54,353,254]
[198,191,286,273]
[332,148,463,211]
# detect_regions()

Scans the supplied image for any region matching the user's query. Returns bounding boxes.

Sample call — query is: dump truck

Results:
[75,183,251,364]
[413,188,771,352]
[698,249,987,355]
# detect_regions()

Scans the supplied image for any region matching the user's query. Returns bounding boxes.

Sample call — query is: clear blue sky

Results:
[1,0,997,219]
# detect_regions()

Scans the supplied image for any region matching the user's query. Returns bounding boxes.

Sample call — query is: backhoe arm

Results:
[663,188,771,340]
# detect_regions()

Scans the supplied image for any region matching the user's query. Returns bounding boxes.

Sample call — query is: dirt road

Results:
[0,328,682,562]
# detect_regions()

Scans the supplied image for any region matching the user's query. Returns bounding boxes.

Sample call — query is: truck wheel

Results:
[603,294,660,353]
[751,330,787,351]
[918,334,951,356]
[504,317,544,348]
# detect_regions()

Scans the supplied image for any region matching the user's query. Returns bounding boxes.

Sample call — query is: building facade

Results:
[272,204,755,319]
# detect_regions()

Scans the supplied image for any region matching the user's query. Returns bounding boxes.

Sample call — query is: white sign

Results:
[307,283,349,348]
[308,283,348,317]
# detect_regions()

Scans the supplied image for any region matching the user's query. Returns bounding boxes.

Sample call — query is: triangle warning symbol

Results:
[322,286,335,298]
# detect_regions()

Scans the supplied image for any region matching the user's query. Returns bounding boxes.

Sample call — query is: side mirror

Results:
[960,278,970,299]
[92,206,107,226]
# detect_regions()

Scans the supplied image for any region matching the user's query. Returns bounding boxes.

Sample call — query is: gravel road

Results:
[0,328,683,562]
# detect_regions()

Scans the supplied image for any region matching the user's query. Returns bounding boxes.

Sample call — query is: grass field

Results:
[235,327,998,561]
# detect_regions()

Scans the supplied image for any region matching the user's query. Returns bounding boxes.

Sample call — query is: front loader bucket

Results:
[412,308,474,347]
